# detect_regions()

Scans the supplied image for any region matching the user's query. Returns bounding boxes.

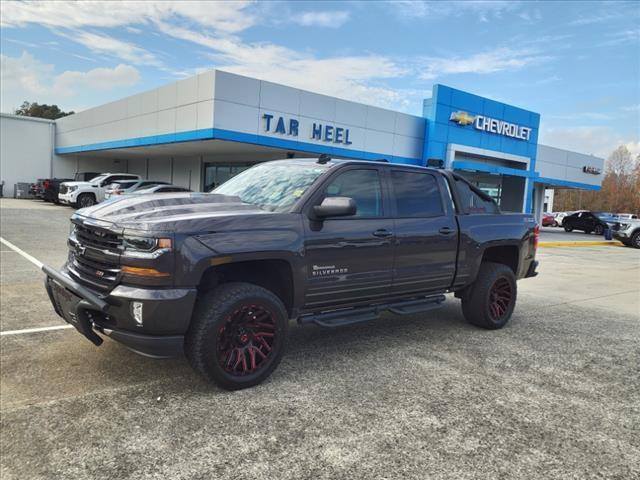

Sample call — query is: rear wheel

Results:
[564,226,573,232]
[185,283,288,390]
[77,193,96,208]
[594,224,604,235]
[461,262,517,329]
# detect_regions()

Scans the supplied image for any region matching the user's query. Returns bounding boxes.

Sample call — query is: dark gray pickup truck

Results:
[44,156,539,390]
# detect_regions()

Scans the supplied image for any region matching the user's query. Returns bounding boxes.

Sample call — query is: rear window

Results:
[110,181,138,189]
[391,170,443,217]
[454,178,499,214]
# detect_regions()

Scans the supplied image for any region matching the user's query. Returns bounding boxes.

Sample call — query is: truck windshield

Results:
[213,162,327,211]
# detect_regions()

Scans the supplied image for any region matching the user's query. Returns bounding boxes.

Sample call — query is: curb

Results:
[539,240,623,248]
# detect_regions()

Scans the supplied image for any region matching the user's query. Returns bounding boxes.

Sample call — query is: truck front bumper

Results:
[43,265,197,358]
[58,192,76,205]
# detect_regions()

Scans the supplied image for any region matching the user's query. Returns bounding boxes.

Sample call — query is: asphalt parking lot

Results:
[1,198,639,480]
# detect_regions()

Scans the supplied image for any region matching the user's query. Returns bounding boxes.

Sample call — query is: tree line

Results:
[552,145,640,214]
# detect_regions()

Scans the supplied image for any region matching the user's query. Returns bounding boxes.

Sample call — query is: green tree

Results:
[14,101,74,120]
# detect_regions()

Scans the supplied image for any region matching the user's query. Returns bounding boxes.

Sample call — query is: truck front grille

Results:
[59,185,68,195]
[75,224,122,252]
[68,223,122,291]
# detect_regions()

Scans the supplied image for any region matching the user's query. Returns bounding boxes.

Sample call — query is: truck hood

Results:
[61,181,91,187]
[74,192,271,232]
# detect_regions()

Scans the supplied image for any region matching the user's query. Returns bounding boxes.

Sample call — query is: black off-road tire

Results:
[631,231,640,249]
[564,226,573,232]
[461,262,517,330]
[594,225,604,235]
[77,193,96,208]
[185,282,289,390]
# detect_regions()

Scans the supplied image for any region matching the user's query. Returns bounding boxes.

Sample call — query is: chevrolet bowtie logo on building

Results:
[449,111,476,126]
[449,110,532,141]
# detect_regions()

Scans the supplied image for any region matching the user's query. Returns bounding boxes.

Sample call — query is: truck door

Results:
[302,166,395,310]
[388,169,458,295]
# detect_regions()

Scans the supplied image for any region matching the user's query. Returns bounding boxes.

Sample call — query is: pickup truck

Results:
[43,157,539,390]
[58,173,140,208]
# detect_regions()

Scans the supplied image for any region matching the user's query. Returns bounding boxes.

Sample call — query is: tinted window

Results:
[111,181,138,189]
[454,179,498,214]
[391,171,443,217]
[140,181,166,187]
[325,169,382,218]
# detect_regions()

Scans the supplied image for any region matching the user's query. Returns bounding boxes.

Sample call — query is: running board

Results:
[299,295,446,328]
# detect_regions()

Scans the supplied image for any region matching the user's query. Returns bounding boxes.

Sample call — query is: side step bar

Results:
[299,295,446,328]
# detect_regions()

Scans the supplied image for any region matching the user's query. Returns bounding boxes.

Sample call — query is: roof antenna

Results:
[317,154,331,164]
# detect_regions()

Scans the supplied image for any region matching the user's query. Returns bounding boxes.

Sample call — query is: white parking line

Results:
[0,236,72,336]
[1,325,73,336]
[0,237,43,269]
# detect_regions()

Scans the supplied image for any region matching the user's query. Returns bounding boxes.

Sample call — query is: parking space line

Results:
[0,237,43,269]
[1,325,73,336]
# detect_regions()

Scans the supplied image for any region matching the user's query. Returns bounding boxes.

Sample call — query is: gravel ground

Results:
[1,198,639,480]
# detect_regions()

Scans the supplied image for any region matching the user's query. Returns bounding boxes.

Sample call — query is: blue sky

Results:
[1,0,638,157]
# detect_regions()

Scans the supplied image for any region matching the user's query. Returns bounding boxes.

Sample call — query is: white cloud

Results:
[1,1,255,33]
[419,47,552,80]
[53,64,140,95]
[1,52,140,112]
[63,30,161,66]
[290,11,350,28]
[599,29,640,47]
[390,1,518,21]
[155,22,415,110]
[540,126,640,159]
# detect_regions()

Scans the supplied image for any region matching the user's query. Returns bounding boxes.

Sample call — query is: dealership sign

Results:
[262,113,353,145]
[450,111,532,141]
[582,165,602,175]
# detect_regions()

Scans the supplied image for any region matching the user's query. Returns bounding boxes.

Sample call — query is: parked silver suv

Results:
[612,218,640,248]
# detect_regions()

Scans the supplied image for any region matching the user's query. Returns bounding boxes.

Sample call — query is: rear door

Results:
[388,169,458,295]
[302,166,395,309]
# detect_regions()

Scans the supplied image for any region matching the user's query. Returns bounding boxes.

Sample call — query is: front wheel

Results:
[461,262,517,329]
[631,231,640,249]
[77,193,96,208]
[185,283,289,390]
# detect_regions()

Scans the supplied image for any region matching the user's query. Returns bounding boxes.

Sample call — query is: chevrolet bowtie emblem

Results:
[450,111,476,126]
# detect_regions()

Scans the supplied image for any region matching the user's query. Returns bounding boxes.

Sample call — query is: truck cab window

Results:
[391,170,443,217]
[324,169,382,217]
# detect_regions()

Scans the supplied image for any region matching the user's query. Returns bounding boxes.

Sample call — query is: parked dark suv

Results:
[43,157,539,390]
[563,211,610,235]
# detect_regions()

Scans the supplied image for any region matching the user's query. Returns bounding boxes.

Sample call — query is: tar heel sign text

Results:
[262,113,352,145]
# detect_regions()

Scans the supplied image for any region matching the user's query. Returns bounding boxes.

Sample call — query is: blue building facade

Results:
[420,84,543,213]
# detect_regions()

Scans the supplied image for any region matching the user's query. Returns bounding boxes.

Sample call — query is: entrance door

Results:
[203,163,254,191]
[389,169,458,295]
[302,167,394,309]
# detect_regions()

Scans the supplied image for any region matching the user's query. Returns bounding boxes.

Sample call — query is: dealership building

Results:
[0,69,604,219]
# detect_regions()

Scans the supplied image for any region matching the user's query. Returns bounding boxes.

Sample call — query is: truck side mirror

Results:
[313,197,356,218]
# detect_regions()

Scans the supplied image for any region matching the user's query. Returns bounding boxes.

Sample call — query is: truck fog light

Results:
[131,301,143,326]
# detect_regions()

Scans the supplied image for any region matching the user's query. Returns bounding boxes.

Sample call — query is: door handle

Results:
[372,229,393,238]
[439,227,454,235]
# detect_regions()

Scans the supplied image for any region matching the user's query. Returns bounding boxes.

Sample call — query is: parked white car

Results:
[58,173,141,208]
[104,180,169,200]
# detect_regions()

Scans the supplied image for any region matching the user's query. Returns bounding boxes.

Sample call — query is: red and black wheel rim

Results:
[488,278,513,321]
[217,305,276,376]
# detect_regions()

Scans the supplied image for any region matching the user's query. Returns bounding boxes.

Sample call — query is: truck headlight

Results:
[620,223,630,230]
[69,222,77,236]
[123,236,172,252]
[68,186,78,192]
